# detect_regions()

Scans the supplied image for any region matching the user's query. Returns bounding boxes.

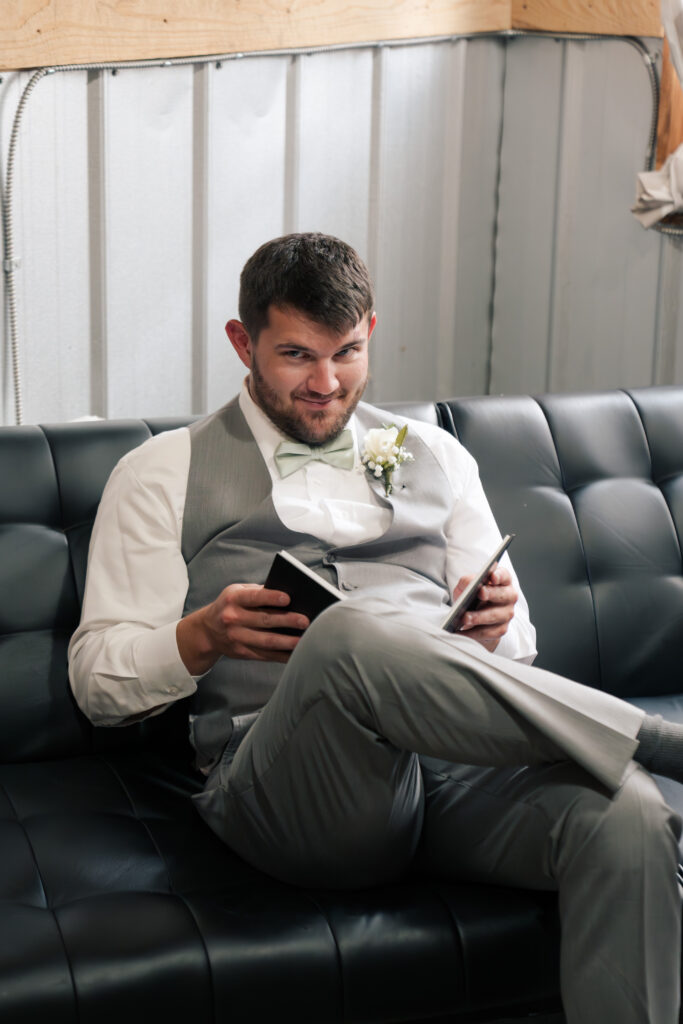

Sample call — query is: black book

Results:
[263,550,344,633]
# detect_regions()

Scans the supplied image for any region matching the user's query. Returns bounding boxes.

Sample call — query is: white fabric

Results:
[632,144,683,228]
[68,383,537,725]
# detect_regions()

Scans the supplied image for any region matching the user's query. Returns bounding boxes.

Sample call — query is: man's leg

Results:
[416,757,682,1024]
[195,597,645,885]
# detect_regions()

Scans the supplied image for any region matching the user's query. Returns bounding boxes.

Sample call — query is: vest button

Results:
[324,553,336,564]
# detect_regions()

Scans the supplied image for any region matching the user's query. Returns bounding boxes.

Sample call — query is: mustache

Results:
[292,388,348,400]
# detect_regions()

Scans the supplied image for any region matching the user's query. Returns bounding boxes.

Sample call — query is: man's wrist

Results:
[176,608,221,676]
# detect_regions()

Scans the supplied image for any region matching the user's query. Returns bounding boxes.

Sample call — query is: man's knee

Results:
[553,766,681,879]
[282,597,404,716]
[293,597,393,675]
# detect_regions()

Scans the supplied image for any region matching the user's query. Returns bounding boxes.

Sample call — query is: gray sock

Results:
[635,714,683,783]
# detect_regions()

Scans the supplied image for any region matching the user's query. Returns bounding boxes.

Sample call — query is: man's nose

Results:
[308,360,339,395]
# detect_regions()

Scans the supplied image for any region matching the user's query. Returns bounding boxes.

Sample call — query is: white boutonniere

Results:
[361,424,414,495]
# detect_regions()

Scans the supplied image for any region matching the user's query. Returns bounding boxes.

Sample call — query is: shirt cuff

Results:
[135,619,198,703]
[493,624,537,664]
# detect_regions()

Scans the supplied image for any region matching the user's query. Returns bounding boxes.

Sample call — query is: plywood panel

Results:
[448,37,506,397]
[294,48,374,260]
[491,36,564,394]
[433,39,468,398]
[368,42,452,402]
[0,0,509,71]
[548,40,661,392]
[652,234,683,384]
[0,68,91,423]
[100,64,194,417]
[203,56,289,412]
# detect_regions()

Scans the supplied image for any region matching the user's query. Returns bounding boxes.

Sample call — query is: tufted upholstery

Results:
[1,388,683,1023]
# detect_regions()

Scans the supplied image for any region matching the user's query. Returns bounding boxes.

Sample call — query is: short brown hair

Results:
[238,233,374,340]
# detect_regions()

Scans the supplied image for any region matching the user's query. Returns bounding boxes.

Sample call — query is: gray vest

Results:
[182,397,454,767]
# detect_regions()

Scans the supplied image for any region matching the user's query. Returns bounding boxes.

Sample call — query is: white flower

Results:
[361,424,414,495]
[363,427,401,464]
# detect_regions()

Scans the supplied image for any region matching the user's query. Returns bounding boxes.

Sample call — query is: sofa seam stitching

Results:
[624,387,683,568]
[94,754,176,894]
[158,891,217,1022]
[534,395,603,691]
[298,892,347,1023]
[0,779,82,1017]
[0,625,72,641]
[48,905,83,1023]
[421,879,471,1006]
[0,779,51,908]
[38,426,81,611]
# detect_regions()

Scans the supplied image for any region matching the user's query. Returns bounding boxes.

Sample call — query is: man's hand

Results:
[453,564,518,653]
[176,584,309,676]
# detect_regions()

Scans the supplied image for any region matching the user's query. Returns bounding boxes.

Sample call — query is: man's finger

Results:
[477,584,518,606]
[237,585,292,608]
[254,610,310,631]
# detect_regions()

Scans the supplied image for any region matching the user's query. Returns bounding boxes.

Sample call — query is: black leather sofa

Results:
[2,386,683,1024]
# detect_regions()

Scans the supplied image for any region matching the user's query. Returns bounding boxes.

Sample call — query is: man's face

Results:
[227,305,376,445]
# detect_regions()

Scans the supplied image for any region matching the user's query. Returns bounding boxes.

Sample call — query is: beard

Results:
[249,356,367,445]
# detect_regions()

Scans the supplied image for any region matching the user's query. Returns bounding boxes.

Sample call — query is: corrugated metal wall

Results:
[0,33,676,425]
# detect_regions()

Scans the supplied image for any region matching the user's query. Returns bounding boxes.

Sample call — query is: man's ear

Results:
[225,320,253,369]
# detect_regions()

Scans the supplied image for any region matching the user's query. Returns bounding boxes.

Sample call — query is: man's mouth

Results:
[295,394,344,408]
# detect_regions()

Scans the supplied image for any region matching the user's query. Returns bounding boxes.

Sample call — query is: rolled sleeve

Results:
[68,429,195,725]
[410,420,537,664]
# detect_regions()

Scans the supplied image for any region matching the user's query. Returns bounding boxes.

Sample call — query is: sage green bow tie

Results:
[274,429,355,478]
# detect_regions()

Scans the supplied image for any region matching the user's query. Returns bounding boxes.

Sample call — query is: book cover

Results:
[264,550,344,633]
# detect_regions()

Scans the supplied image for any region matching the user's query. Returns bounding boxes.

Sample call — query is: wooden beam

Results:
[0,1,508,71]
[0,0,663,72]
[656,36,683,168]
[511,0,662,38]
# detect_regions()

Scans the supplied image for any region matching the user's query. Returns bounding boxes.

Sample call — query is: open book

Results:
[263,550,344,633]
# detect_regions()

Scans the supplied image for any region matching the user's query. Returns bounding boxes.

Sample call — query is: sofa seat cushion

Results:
[0,750,561,1023]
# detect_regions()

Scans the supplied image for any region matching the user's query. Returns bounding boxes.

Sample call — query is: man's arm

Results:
[68,440,197,725]
[176,584,308,676]
[415,421,537,662]
[69,430,306,726]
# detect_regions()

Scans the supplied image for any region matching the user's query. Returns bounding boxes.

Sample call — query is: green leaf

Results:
[395,424,408,447]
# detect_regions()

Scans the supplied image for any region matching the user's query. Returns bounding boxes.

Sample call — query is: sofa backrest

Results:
[0,416,195,763]
[1,389,682,764]
[444,387,683,697]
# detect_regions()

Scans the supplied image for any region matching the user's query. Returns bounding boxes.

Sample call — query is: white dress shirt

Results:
[68,384,537,726]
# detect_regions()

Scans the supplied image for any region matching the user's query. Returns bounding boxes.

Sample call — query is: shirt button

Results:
[168,686,179,696]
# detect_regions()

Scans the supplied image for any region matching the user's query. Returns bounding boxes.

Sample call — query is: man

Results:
[70,232,683,1024]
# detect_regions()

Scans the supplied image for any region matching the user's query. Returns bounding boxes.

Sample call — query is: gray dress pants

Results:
[195,597,682,1024]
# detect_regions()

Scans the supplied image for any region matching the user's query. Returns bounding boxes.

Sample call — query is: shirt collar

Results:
[238,379,360,469]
